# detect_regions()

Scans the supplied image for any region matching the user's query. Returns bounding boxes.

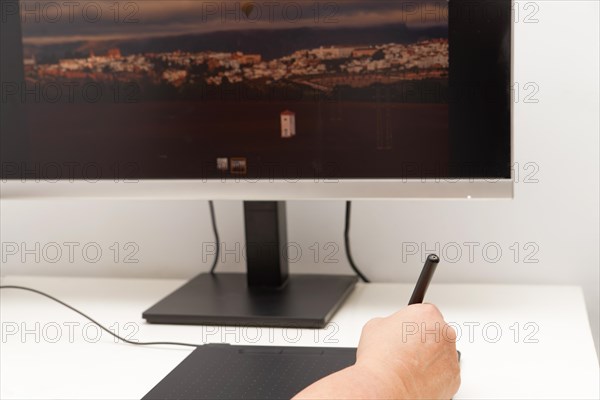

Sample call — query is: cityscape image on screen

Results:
[20,1,450,179]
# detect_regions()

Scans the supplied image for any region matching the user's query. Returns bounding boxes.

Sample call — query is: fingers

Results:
[411,302,444,318]
[390,303,444,323]
[389,303,458,344]
[443,323,457,342]
[367,304,457,346]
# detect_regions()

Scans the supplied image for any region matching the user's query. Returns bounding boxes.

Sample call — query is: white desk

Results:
[1,276,598,399]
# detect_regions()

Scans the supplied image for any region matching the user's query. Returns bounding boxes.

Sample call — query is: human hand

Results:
[293,303,460,399]
[355,303,461,399]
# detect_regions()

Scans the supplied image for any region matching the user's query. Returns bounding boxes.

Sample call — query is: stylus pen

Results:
[408,254,440,305]
[407,255,461,362]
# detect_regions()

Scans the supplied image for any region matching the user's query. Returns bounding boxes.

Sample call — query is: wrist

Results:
[350,360,413,399]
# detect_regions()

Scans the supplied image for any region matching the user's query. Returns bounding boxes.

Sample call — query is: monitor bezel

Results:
[0,178,513,199]
[1,0,514,199]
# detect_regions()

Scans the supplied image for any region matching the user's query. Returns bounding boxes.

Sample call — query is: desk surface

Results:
[1,275,598,400]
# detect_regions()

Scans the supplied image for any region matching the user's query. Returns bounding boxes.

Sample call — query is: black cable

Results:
[210,200,367,282]
[1,203,362,347]
[0,285,201,348]
[208,200,220,274]
[344,201,370,283]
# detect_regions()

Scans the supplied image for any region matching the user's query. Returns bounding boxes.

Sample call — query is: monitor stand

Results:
[143,201,358,328]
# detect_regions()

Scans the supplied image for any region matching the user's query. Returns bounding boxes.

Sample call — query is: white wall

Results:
[1,1,598,354]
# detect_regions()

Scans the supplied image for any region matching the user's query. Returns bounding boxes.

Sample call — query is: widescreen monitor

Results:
[1,0,512,199]
[0,0,513,326]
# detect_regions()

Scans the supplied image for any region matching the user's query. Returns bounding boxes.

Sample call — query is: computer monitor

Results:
[1,0,512,327]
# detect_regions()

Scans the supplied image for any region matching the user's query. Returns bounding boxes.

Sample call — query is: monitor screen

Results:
[1,0,511,181]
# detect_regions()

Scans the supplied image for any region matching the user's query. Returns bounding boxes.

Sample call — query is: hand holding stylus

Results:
[294,255,461,400]
[294,304,461,399]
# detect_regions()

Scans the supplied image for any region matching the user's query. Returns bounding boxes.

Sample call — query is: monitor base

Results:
[142,273,358,328]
